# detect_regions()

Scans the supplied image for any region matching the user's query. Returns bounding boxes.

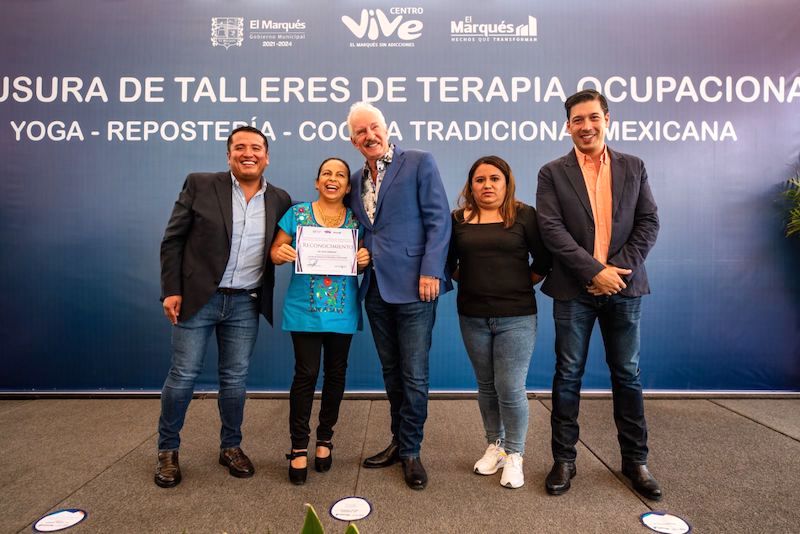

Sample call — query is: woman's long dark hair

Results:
[456,155,519,228]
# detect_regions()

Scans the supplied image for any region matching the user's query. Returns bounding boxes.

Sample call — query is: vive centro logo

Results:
[342,7,423,48]
[450,15,538,44]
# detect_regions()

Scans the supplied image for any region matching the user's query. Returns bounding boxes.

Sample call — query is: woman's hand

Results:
[270,229,296,265]
[356,247,370,272]
[272,243,297,264]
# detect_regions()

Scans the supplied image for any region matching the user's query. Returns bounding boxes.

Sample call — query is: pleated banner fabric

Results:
[1,1,798,391]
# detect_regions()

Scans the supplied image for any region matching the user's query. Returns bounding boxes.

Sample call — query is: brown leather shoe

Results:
[219,447,255,478]
[154,450,181,488]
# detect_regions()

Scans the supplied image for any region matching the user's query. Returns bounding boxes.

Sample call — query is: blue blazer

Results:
[349,146,453,304]
[535,148,659,300]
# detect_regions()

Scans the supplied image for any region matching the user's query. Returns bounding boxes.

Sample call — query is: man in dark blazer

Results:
[536,90,662,500]
[155,126,291,488]
[347,102,452,490]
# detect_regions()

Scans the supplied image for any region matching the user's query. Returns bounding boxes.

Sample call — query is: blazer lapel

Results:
[562,150,594,220]
[263,182,278,246]
[214,172,233,245]
[609,148,627,215]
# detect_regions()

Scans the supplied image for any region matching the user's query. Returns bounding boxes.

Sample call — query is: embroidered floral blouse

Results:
[277,202,362,334]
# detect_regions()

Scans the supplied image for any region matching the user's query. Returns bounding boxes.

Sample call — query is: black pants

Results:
[289,332,352,450]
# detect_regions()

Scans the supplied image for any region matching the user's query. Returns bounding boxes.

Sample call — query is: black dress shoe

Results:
[286,450,308,485]
[622,463,663,501]
[219,447,255,478]
[314,440,333,473]
[362,440,400,468]
[154,450,181,488]
[401,457,428,490]
[545,461,576,495]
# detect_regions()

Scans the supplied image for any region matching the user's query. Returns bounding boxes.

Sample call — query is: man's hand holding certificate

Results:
[295,226,359,276]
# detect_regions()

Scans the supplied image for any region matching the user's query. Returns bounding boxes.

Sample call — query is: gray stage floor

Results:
[1,397,799,533]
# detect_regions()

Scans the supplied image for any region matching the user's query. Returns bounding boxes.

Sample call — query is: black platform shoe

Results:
[286,450,308,485]
[315,441,333,473]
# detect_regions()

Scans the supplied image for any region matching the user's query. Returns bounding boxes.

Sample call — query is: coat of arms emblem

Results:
[211,17,244,49]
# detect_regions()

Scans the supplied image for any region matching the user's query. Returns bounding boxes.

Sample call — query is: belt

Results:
[217,287,259,295]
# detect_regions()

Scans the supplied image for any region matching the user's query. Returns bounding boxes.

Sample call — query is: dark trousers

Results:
[289,331,352,450]
[364,278,437,458]
[551,294,649,464]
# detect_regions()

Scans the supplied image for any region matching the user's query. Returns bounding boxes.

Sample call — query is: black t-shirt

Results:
[448,203,551,317]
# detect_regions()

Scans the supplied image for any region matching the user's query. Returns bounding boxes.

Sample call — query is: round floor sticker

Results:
[330,497,372,521]
[640,511,691,534]
[33,509,87,532]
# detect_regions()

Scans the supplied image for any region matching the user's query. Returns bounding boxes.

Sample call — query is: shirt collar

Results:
[574,145,608,168]
[363,144,395,175]
[230,173,267,194]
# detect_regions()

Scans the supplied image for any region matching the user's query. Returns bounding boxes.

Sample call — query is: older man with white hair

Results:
[346,102,452,490]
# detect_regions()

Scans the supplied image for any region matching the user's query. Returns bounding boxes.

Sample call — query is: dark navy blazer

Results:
[536,148,659,301]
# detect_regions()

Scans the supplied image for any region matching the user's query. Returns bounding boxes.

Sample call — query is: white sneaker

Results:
[473,441,507,475]
[500,453,524,488]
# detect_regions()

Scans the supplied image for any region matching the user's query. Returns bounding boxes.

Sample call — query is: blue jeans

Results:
[459,314,537,456]
[551,293,648,464]
[364,279,437,458]
[157,291,259,451]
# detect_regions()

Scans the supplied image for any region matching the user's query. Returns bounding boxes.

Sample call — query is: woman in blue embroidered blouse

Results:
[270,157,370,485]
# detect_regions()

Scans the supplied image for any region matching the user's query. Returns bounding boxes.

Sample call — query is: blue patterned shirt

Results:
[360,144,395,224]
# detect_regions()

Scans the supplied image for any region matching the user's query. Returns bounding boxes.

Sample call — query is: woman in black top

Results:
[448,155,551,489]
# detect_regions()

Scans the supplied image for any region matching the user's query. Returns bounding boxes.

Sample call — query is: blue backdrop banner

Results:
[1,0,798,392]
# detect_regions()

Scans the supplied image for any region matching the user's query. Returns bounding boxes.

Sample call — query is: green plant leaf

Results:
[301,503,325,534]
[784,173,800,238]
[344,523,360,534]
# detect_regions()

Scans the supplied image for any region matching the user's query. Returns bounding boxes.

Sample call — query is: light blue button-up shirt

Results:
[220,174,267,289]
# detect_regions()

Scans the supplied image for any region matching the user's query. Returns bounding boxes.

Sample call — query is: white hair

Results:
[346,101,387,137]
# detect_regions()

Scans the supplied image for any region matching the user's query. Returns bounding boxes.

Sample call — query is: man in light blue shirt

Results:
[220,174,268,290]
[155,126,291,488]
